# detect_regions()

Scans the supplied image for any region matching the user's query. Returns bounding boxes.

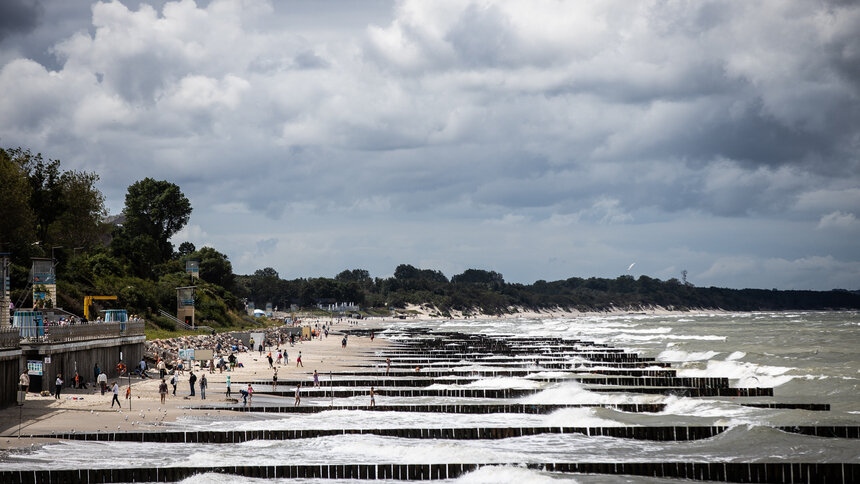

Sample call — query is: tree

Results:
[0,149,37,257]
[452,269,504,285]
[394,264,448,283]
[9,148,64,244]
[47,170,108,249]
[194,246,235,290]
[177,241,196,257]
[119,178,192,265]
[255,267,279,278]
[336,269,371,282]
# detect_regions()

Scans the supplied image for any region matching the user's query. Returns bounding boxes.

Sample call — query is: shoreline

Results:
[0,308,761,450]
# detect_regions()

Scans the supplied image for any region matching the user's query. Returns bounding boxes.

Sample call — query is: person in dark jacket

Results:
[188,371,197,396]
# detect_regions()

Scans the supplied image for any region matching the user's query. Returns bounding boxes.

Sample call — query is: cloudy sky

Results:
[1,0,859,290]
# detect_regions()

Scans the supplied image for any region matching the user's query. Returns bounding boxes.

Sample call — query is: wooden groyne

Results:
[2,462,856,483]
[31,425,732,442]
[186,402,668,413]
[32,425,860,444]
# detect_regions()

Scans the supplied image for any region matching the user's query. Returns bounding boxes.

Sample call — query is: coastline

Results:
[0,307,721,450]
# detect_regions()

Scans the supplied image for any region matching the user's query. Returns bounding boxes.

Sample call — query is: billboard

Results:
[195,349,214,361]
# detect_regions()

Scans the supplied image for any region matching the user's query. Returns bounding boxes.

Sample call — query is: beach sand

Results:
[0,318,389,449]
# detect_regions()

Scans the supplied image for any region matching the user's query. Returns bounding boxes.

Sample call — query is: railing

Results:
[0,327,19,349]
[158,309,191,330]
[157,309,214,332]
[18,320,147,344]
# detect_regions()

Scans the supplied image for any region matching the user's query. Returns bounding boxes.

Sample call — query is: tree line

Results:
[236,266,860,317]
[2,146,858,332]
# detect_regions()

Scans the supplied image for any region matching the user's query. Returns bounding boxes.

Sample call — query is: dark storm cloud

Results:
[0,0,43,42]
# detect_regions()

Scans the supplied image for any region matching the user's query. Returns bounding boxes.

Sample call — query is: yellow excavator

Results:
[83,295,117,320]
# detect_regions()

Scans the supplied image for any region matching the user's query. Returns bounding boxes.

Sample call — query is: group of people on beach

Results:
[20,318,383,415]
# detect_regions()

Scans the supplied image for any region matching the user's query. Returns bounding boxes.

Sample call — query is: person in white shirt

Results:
[111,382,121,408]
[97,371,108,395]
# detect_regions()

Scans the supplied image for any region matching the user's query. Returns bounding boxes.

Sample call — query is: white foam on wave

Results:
[178,474,288,484]
[660,396,763,425]
[614,333,726,342]
[517,381,660,405]
[466,377,544,389]
[454,465,577,483]
[540,407,626,427]
[726,351,746,361]
[427,377,543,390]
[525,371,571,378]
[658,349,721,362]
[678,359,794,387]
[327,435,517,463]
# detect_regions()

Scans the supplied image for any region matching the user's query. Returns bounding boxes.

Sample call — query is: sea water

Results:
[2,311,858,483]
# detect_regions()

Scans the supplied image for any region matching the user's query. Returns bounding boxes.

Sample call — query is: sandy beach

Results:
[0,318,390,450]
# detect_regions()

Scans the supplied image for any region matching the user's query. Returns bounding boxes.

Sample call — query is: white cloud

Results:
[1,0,859,289]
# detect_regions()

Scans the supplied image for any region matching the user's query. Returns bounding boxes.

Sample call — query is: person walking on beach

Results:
[139,358,148,379]
[313,370,319,388]
[188,371,197,396]
[111,382,121,408]
[93,363,100,384]
[200,374,207,400]
[157,359,166,379]
[267,353,273,368]
[226,375,231,397]
[276,351,282,366]
[341,336,346,349]
[19,371,29,393]
[296,351,303,367]
[385,358,391,376]
[294,382,301,406]
[54,373,63,399]
[272,367,278,391]
[158,378,168,404]
[170,373,177,395]
[370,386,375,407]
[98,371,107,395]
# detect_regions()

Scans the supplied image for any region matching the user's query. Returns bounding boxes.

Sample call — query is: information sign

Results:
[27,360,43,376]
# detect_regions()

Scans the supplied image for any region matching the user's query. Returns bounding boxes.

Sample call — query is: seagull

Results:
[627,262,636,271]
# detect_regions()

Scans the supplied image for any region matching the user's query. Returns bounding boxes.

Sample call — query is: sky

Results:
[1,0,859,290]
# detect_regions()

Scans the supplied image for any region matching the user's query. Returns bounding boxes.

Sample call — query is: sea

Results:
[2,311,858,483]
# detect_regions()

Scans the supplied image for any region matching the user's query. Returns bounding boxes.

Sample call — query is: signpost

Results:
[17,388,25,438]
